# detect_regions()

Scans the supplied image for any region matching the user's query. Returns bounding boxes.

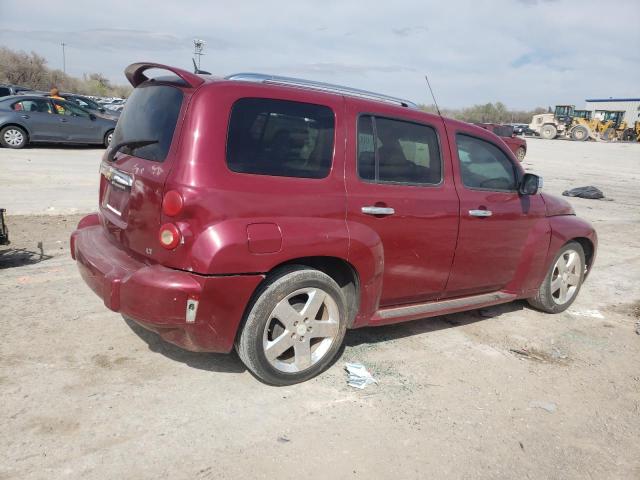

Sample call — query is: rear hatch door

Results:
[99,81,189,262]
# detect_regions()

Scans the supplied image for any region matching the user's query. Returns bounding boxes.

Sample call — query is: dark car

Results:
[0,209,9,246]
[0,84,35,98]
[476,123,527,161]
[61,93,120,120]
[71,63,596,385]
[512,124,528,135]
[0,95,116,149]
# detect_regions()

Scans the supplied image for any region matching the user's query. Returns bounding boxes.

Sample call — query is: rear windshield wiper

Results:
[107,139,158,162]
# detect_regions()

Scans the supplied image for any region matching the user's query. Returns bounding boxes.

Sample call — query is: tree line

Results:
[0,47,131,98]
[419,102,547,124]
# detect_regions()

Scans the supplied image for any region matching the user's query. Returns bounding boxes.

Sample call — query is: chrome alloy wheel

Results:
[262,287,340,373]
[550,249,582,305]
[3,128,24,147]
[107,131,113,145]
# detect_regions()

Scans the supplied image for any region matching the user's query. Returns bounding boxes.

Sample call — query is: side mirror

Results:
[89,113,96,121]
[100,108,105,113]
[519,173,543,195]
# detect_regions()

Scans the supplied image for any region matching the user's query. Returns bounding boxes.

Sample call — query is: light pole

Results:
[61,42,66,74]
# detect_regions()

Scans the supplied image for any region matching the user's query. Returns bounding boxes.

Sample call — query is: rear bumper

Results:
[70,214,264,353]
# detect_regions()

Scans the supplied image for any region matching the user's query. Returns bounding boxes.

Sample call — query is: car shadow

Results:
[22,143,105,150]
[0,246,52,269]
[344,301,526,348]
[123,302,526,376]
[122,316,246,374]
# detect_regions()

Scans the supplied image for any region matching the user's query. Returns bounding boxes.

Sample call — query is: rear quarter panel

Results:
[164,81,352,275]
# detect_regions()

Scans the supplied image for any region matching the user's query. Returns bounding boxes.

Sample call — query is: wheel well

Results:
[0,123,29,140]
[573,237,594,275]
[273,256,360,327]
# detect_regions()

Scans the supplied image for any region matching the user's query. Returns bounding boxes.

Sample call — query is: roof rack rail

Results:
[225,73,418,109]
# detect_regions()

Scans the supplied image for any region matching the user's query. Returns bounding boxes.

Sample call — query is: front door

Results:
[345,100,459,307]
[445,130,546,297]
[52,100,100,143]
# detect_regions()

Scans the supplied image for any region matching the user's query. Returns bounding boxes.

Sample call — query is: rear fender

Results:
[188,217,350,275]
[345,222,384,327]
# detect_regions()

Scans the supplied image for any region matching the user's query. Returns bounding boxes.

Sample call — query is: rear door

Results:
[444,128,546,297]
[345,99,459,307]
[99,83,187,260]
[9,98,59,141]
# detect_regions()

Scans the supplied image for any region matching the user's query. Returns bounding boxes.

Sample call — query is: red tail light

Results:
[159,223,181,250]
[162,190,184,217]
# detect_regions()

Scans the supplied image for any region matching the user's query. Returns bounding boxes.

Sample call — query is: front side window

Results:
[227,98,335,179]
[456,134,517,191]
[12,99,53,114]
[357,115,441,185]
[111,85,183,162]
[52,100,90,117]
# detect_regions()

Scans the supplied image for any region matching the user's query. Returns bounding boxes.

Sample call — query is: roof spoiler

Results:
[124,62,205,89]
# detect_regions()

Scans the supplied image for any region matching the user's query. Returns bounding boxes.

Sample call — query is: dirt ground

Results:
[1,139,639,479]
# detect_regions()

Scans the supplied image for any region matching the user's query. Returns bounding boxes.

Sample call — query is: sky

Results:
[1,0,638,109]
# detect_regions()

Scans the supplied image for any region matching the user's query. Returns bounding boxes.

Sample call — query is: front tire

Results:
[0,126,28,149]
[527,242,586,313]
[570,125,589,141]
[236,266,348,385]
[104,130,114,147]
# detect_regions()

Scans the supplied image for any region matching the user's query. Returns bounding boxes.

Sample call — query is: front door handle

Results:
[60,118,68,123]
[469,209,492,217]
[21,114,30,119]
[362,206,395,216]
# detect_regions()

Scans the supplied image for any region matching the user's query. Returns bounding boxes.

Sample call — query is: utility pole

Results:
[61,42,67,74]
[193,39,205,70]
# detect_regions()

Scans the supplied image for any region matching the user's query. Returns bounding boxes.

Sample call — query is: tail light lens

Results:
[162,190,184,217]
[159,223,181,250]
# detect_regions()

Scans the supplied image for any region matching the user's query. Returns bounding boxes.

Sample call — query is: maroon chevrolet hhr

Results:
[71,63,597,385]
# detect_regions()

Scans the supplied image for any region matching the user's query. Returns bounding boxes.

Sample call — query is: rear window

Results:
[111,85,183,162]
[227,98,335,179]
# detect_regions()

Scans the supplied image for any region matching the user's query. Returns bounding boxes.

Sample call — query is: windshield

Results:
[111,85,183,162]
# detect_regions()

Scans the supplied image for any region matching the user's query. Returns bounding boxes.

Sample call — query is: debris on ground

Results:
[635,322,640,335]
[562,186,604,199]
[345,362,378,389]
[568,309,605,319]
[529,400,558,413]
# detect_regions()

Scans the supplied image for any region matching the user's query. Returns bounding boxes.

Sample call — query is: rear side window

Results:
[456,134,517,191]
[227,98,335,179]
[111,85,183,162]
[12,99,53,114]
[358,115,442,185]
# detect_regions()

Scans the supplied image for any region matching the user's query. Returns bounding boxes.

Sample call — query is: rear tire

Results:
[540,124,557,140]
[515,147,526,161]
[236,266,348,385]
[570,125,589,141]
[0,126,28,149]
[527,242,585,313]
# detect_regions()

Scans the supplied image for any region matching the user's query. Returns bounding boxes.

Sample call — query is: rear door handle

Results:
[362,206,395,216]
[469,209,492,217]
[60,118,68,123]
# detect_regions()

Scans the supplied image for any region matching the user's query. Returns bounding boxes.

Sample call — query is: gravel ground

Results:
[1,139,639,479]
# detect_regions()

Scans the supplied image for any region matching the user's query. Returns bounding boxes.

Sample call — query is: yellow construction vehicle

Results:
[621,120,640,142]
[568,110,628,142]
